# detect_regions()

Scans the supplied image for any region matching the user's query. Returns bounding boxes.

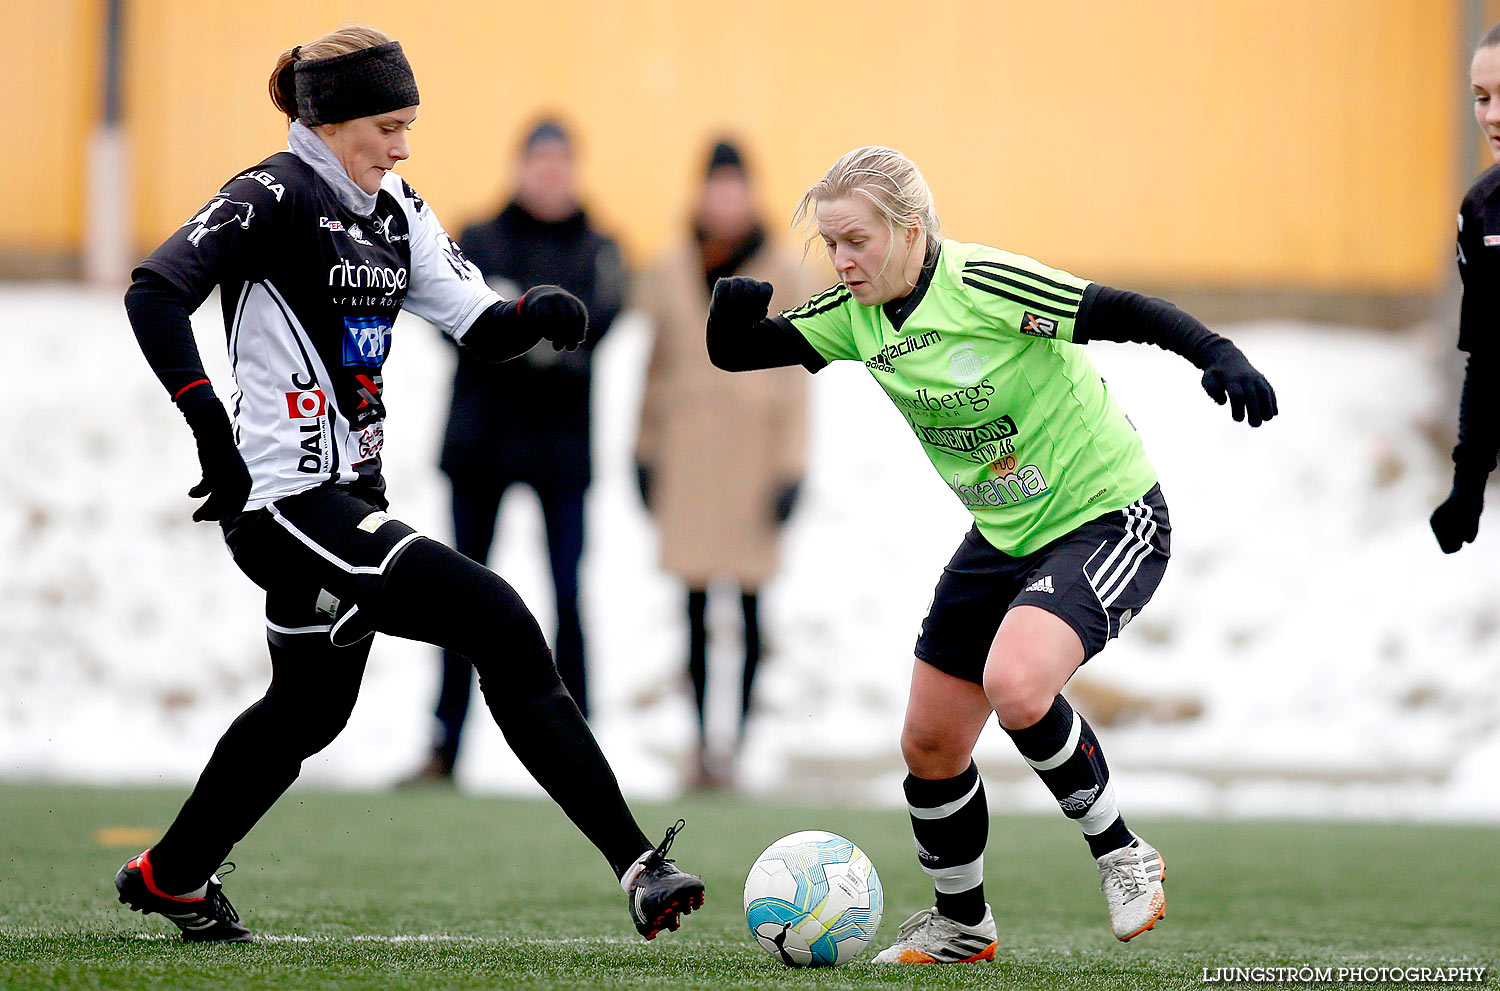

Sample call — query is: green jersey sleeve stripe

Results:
[784,285,850,320]
[964,260,1084,296]
[962,270,1083,309]
[961,277,1078,319]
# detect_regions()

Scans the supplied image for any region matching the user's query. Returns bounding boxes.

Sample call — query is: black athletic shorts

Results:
[221,484,423,647]
[914,484,1170,684]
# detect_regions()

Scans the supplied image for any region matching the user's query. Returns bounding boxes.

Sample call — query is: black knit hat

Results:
[294,41,420,125]
[706,140,747,177]
[524,119,571,153]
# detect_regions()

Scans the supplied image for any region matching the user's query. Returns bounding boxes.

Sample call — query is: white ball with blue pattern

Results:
[742,830,883,967]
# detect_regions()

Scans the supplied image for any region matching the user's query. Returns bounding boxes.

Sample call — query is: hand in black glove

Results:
[636,461,654,511]
[177,388,251,523]
[1199,342,1278,427]
[772,480,800,525]
[519,285,588,351]
[1431,479,1485,554]
[710,277,774,331]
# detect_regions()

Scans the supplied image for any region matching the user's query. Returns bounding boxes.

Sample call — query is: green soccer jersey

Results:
[782,239,1157,556]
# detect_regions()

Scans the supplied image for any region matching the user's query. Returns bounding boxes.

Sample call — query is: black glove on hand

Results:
[177,388,251,523]
[519,285,588,351]
[1431,479,1485,554]
[636,461,654,511]
[710,277,775,332]
[1199,341,1278,427]
[773,481,800,525]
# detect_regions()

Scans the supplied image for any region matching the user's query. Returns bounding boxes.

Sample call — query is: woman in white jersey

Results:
[708,146,1276,962]
[115,24,701,944]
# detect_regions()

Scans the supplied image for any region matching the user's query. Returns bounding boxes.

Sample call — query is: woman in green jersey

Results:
[707,145,1276,963]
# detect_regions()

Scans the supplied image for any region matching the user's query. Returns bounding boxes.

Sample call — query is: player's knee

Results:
[982,661,1054,730]
[900,723,973,779]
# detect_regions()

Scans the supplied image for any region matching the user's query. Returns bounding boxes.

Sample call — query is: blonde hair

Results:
[268,25,395,122]
[792,146,941,267]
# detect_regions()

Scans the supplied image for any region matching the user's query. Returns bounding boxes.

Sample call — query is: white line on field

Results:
[129,933,640,945]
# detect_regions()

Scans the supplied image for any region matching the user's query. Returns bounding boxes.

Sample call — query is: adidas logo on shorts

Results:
[1023,575,1055,594]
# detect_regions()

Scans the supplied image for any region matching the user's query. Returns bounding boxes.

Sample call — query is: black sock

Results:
[1005,695,1132,857]
[904,762,987,926]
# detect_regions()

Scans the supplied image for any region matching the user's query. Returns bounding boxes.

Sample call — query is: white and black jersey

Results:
[1457,164,1500,356]
[139,152,500,510]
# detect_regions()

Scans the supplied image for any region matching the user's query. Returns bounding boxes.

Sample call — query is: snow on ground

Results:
[2,283,1496,822]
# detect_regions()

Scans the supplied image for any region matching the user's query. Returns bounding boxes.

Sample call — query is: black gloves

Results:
[1198,341,1278,428]
[177,387,251,522]
[709,277,774,335]
[520,285,588,351]
[636,461,654,511]
[1431,478,1485,554]
[773,481,800,525]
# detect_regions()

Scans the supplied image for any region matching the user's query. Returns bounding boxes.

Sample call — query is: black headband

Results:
[293,41,419,125]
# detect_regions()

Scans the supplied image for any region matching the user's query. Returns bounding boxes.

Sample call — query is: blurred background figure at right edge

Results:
[1432,21,1500,555]
[406,120,626,784]
[634,141,815,790]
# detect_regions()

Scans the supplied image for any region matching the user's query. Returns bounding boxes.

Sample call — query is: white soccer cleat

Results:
[1096,836,1166,941]
[871,904,997,964]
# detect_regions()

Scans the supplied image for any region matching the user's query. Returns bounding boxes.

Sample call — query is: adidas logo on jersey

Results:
[1023,575,1055,594]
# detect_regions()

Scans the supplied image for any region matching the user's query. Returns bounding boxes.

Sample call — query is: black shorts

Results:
[914,484,1170,685]
[222,485,423,647]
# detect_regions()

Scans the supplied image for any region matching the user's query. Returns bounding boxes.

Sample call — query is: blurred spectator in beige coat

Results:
[634,140,815,788]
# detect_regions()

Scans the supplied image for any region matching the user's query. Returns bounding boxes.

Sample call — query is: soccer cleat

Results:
[871,904,997,964]
[1096,835,1166,941]
[115,849,254,943]
[621,819,705,939]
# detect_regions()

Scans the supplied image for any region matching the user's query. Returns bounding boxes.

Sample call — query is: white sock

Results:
[168,874,215,900]
[619,850,652,894]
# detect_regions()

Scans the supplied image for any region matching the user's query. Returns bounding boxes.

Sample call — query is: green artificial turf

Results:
[0,783,1494,989]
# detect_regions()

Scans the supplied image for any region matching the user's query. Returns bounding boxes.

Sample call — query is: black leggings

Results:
[686,586,761,743]
[150,536,650,893]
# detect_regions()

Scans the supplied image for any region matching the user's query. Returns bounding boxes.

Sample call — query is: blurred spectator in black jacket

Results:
[406,119,625,784]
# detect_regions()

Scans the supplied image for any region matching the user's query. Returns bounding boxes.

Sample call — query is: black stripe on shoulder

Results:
[784,284,850,320]
[963,260,1083,297]
[961,278,1075,319]
[962,269,1082,309]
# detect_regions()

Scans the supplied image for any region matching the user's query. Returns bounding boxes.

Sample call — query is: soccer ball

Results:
[742,830,883,967]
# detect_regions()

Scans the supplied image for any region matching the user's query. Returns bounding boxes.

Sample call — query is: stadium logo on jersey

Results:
[285,389,328,419]
[182,198,255,246]
[1020,312,1058,339]
[342,316,393,367]
[865,330,942,373]
[948,345,986,385]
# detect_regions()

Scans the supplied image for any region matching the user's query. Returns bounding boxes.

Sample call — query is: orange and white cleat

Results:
[1096,835,1166,941]
[871,905,997,964]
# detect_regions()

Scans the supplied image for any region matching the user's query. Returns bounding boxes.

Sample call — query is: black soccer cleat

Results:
[115,849,254,943]
[624,819,705,940]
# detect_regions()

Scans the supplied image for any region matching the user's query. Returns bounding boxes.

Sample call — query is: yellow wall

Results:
[2,1,1470,291]
[3,1,96,253]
